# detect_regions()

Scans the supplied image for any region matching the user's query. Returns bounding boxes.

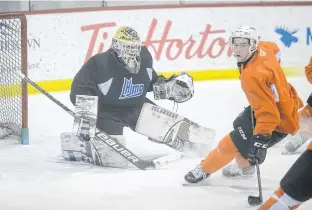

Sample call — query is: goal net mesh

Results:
[0,14,28,144]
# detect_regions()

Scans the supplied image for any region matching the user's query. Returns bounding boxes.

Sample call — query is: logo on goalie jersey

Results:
[119,78,144,99]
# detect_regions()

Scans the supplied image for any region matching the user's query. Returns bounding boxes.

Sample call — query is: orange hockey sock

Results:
[200,134,238,174]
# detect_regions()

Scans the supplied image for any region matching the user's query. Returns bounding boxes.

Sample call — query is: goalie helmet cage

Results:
[0,13,29,145]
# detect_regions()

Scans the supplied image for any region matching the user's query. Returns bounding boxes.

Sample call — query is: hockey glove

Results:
[153,72,194,103]
[247,134,271,165]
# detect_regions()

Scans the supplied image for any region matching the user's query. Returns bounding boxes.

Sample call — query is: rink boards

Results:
[3,2,312,94]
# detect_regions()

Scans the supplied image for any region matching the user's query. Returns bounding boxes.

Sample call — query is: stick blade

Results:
[151,153,183,169]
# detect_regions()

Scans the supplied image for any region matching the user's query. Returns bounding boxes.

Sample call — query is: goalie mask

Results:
[229,26,260,62]
[111,26,142,74]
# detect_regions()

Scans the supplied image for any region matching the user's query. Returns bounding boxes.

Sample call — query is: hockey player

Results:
[258,138,312,209]
[258,57,312,209]
[184,26,303,183]
[283,56,312,154]
[62,26,197,168]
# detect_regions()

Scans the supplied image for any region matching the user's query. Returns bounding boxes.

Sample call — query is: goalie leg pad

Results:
[135,103,215,144]
[61,132,84,161]
[72,95,98,140]
[92,135,129,168]
[135,103,215,156]
[61,133,128,168]
[61,132,102,166]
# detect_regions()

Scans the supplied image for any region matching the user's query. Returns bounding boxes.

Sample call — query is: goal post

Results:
[0,13,29,145]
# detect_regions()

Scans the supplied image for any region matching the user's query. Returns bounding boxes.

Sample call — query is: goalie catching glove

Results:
[153,72,194,103]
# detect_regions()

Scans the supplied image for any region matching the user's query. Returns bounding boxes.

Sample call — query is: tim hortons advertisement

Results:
[25,6,312,84]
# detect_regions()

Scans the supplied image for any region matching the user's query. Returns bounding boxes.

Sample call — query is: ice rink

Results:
[0,78,311,210]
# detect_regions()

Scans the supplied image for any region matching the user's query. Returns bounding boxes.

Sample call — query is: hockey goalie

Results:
[60,26,215,168]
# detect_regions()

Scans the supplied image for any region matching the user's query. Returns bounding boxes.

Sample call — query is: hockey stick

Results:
[248,160,263,206]
[248,108,263,206]
[14,71,182,170]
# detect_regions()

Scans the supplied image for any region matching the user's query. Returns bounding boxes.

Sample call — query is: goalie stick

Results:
[14,71,182,170]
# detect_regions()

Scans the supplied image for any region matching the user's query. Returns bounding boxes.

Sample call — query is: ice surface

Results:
[0,78,311,210]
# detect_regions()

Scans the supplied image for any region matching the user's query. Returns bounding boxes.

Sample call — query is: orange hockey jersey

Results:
[258,41,281,63]
[305,56,312,84]
[239,41,303,135]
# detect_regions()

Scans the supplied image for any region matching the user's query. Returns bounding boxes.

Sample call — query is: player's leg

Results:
[280,148,312,204]
[222,131,287,177]
[221,106,256,177]
[128,97,187,145]
[183,105,286,182]
[128,98,215,156]
[61,132,86,162]
[258,187,302,210]
[259,148,312,209]
[184,105,283,182]
[125,98,162,143]
[92,112,129,168]
[222,106,288,177]
[61,111,129,168]
[183,106,255,183]
[184,134,239,183]
[126,97,156,133]
[222,153,255,177]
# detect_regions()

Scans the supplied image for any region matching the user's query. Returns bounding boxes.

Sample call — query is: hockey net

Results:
[0,13,29,144]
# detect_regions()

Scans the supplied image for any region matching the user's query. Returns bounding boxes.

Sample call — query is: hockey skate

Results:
[222,163,255,177]
[184,165,210,183]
